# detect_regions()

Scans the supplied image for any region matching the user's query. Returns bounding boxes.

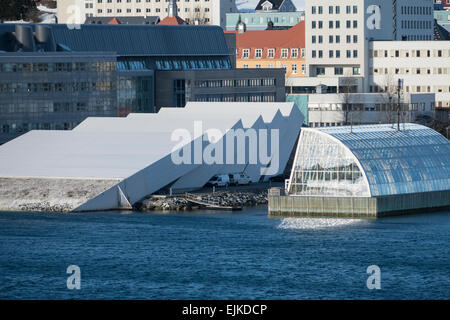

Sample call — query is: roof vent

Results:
[15,25,36,52]
[35,25,56,52]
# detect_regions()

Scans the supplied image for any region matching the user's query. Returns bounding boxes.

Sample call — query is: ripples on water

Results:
[278,217,365,230]
[0,207,449,300]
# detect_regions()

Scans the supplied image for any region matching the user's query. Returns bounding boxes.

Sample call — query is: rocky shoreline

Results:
[134,190,268,212]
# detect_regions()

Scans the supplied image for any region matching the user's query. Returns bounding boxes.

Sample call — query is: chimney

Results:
[35,25,56,52]
[15,25,36,52]
[168,0,178,18]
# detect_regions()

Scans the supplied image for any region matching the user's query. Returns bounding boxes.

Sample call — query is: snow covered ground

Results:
[2,5,56,24]
[37,5,57,23]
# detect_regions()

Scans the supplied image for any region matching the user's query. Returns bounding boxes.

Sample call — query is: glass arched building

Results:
[269,124,450,217]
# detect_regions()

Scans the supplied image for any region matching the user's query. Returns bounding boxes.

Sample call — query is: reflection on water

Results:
[278,217,366,230]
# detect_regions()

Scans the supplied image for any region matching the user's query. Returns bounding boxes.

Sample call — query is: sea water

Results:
[0,207,448,299]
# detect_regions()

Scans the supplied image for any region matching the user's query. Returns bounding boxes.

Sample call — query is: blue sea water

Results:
[0,207,448,300]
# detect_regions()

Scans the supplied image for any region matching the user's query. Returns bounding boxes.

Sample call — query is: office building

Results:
[0,23,285,143]
[57,0,238,27]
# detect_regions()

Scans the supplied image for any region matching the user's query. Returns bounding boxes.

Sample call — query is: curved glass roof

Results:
[288,124,450,197]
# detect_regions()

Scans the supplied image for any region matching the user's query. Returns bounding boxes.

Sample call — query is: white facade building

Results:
[370,41,450,110]
[307,93,436,127]
[305,0,434,89]
[57,0,238,27]
[0,102,303,212]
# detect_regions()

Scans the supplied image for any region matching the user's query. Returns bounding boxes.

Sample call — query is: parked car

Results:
[230,173,252,185]
[206,174,231,187]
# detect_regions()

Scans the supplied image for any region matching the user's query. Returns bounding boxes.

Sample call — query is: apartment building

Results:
[57,0,238,27]
[226,21,306,84]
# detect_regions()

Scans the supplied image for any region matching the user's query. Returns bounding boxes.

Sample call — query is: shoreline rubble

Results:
[134,190,268,212]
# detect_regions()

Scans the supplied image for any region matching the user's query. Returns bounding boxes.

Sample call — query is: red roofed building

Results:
[108,18,121,25]
[158,0,186,25]
[225,21,306,79]
[158,16,186,26]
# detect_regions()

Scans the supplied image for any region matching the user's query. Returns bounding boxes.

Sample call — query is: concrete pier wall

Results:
[0,177,121,212]
[268,189,450,217]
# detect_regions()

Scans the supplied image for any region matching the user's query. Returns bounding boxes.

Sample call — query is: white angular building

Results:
[0,102,303,212]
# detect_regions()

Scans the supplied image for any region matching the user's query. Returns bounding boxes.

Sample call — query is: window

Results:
[242,49,250,59]
[353,67,360,75]
[255,49,262,58]
[316,67,325,75]
[267,48,275,58]
[281,49,289,59]
[335,67,343,75]
[291,48,299,59]
[318,50,323,58]
[329,50,334,58]
[292,64,297,74]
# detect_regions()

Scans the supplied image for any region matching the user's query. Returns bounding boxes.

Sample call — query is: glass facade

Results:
[0,57,117,143]
[117,76,154,114]
[117,57,232,71]
[289,130,369,197]
[288,124,450,197]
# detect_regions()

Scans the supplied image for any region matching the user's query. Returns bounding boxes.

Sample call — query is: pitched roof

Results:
[225,21,305,59]
[108,18,121,25]
[158,16,185,25]
[85,16,160,25]
[255,0,284,11]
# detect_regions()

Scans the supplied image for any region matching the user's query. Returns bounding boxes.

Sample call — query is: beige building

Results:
[57,0,238,27]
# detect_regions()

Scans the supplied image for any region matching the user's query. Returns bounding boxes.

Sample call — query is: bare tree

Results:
[187,5,208,25]
[377,74,398,126]
[339,75,357,125]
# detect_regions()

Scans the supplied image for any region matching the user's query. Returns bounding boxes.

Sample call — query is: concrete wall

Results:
[268,189,450,217]
[0,177,120,212]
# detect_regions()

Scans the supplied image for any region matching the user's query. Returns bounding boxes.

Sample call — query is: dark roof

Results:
[255,0,284,11]
[0,24,230,57]
[434,19,450,40]
[84,16,160,25]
